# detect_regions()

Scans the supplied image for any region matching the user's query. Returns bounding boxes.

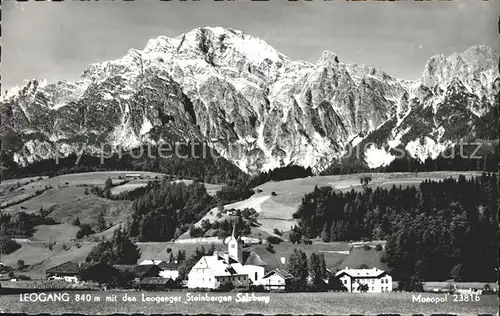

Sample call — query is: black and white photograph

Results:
[0,0,498,315]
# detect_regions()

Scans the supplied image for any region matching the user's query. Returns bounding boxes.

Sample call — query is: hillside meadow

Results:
[183,171,484,237]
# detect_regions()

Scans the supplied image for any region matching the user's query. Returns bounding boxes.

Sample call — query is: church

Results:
[187,228,267,289]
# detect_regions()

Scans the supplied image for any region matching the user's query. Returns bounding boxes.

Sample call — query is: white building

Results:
[158,262,180,280]
[335,267,392,293]
[187,253,249,289]
[255,268,294,291]
[187,227,267,289]
[47,275,80,283]
[137,260,180,280]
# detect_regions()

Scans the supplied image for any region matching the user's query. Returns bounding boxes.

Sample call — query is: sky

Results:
[2,0,499,91]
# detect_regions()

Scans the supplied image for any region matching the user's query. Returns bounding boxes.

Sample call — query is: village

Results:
[2,222,496,296]
[0,227,398,294]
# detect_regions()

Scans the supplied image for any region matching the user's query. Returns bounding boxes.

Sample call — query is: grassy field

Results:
[338,247,388,270]
[1,241,97,279]
[110,181,149,196]
[0,291,496,315]
[170,179,224,196]
[14,171,164,193]
[110,179,224,196]
[255,171,484,209]
[182,171,484,237]
[0,176,47,191]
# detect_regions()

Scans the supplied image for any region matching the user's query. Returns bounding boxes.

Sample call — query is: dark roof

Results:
[46,261,94,275]
[133,264,162,277]
[264,268,294,280]
[228,256,239,264]
[158,262,179,270]
[251,247,281,272]
[243,251,267,266]
[113,265,137,272]
[139,277,173,285]
[336,270,387,279]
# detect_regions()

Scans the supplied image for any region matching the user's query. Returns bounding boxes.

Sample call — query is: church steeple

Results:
[227,221,243,263]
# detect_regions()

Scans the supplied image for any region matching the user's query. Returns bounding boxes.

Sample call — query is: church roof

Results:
[243,251,267,266]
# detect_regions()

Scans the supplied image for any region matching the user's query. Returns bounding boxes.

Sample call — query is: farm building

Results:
[158,261,180,280]
[113,265,137,274]
[46,261,120,284]
[114,262,180,282]
[79,263,122,285]
[136,277,176,291]
[131,264,163,282]
[46,261,92,282]
[335,267,392,293]
[125,173,141,179]
[255,268,294,291]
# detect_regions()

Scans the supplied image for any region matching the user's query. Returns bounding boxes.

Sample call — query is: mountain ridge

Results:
[1,26,498,174]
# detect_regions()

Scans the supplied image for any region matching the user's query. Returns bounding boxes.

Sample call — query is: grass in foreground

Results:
[0,291,496,315]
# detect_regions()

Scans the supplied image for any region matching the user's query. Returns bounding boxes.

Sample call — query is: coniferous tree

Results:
[309,253,328,289]
[176,250,186,263]
[286,249,309,288]
[97,213,107,232]
[72,217,81,227]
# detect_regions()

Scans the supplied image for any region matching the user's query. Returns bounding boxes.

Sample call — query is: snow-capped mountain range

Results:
[1,27,498,173]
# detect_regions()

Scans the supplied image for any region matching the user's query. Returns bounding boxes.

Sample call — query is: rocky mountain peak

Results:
[422,46,498,88]
[318,50,340,64]
[1,28,498,172]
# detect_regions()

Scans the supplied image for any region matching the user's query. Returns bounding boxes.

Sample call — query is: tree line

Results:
[0,142,249,185]
[320,146,498,176]
[293,173,498,286]
[247,165,313,187]
[189,208,257,238]
[0,210,57,238]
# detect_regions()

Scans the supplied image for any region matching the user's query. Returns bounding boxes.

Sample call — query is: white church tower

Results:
[227,225,243,263]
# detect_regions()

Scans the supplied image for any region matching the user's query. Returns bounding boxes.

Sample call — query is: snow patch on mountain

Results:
[111,120,141,148]
[364,144,396,168]
[140,117,153,136]
[405,137,450,162]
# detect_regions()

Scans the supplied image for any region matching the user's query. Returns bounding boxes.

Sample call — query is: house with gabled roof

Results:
[46,261,93,283]
[137,277,176,291]
[158,261,180,280]
[187,253,249,289]
[46,261,120,284]
[256,268,294,291]
[335,267,392,293]
[131,264,163,281]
